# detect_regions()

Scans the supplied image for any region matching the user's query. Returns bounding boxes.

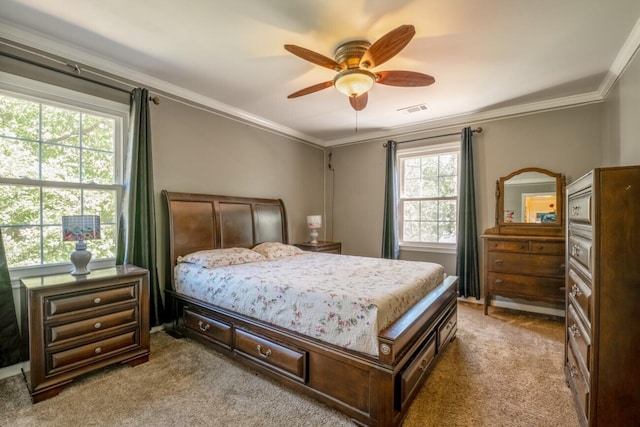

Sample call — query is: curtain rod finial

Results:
[474,127,483,133]
[149,96,161,105]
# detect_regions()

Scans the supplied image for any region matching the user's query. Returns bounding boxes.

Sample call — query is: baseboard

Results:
[0,361,28,381]
[458,296,565,318]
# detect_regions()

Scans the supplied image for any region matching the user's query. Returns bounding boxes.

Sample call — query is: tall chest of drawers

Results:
[20,265,150,403]
[565,166,640,426]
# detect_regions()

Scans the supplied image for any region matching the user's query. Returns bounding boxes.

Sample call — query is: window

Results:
[397,141,459,252]
[0,74,127,275]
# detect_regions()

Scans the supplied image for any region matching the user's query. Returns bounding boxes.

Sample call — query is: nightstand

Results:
[294,241,341,254]
[20,265,150,403]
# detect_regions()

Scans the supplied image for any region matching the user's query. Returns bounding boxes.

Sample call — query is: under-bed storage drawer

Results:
[234,329,307,383]
[437,305,457,352]
[184,309,232,349]
[398,334,437,410]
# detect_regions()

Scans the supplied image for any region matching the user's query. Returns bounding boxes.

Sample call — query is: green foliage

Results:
[0,94,119,267]
[400,151,458,244]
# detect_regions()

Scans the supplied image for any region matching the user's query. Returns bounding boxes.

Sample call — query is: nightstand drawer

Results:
[47,308,138,346]
[48,330,138,373]
[294,241,341,254]
[46,283,137,318]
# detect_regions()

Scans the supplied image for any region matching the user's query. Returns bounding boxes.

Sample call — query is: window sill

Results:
[399,243,456,254]
[9,259,116,288]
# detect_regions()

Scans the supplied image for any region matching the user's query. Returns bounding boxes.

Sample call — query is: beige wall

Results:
[602,50,640,165]
[151,98,325,289]
[327,104,603,280]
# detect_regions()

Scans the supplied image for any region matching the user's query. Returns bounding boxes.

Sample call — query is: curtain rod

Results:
[1,45,161,104]
[383,127,482,147]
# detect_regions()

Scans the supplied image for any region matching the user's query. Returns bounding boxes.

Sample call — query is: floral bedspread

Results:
[175,253,444,356]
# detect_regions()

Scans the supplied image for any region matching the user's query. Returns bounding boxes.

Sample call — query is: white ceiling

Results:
[1,0,640,146]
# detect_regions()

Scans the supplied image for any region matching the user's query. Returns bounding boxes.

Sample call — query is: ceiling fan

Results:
[284,24,435,111]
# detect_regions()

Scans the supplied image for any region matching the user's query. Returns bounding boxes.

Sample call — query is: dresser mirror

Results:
[492,167,565,236]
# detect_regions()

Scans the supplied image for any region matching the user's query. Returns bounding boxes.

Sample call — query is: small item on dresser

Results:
[61,215,101,276]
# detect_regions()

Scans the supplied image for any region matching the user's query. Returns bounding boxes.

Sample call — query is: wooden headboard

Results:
[162,190,288,290]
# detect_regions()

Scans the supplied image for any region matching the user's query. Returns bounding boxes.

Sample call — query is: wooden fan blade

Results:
[360,25,415,69]
[287,81,334,98]
[349,93,368,111]
[284,44,342,71]
[376,70,435,87]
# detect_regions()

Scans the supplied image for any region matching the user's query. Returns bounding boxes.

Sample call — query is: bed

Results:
[162,191,458,427]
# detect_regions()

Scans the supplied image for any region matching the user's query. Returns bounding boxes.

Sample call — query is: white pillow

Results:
[251,242,304,260]
[177,247,265,269]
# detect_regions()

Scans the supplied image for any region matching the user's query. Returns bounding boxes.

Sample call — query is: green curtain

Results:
[0,229,22,367]
[117,88,164,326]
[456,127,480,298]
[381,140,399,259]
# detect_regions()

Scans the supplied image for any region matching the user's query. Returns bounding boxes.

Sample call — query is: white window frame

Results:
[397,140,460,254]
[0,72,128,281]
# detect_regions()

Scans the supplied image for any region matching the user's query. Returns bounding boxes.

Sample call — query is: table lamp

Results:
[306,215,322,244]
[62,215,101,276]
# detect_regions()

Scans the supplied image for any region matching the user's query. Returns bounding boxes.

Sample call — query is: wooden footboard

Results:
[165,275,457,427]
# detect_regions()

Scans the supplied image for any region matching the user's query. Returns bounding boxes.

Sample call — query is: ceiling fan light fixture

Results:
[333,69,376,98]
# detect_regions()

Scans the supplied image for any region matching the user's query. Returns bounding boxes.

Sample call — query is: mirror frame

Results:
[492,167,565,236]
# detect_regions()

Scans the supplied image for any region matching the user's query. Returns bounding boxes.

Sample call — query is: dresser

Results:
[482,167,566,314]
[482,235,565,314]
[564,166,640,426]
[20,265,150,403]
[294,241,341,254]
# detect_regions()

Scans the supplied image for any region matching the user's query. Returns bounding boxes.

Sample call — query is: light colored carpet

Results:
[0,302,580,426]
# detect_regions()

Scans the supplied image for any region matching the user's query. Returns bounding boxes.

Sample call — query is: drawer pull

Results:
[559,264,566,271]
[572,205,581,216]
[570,284,582,297]
[494,259,504,265]
[94,322,102,329]
[494,279,503,285]
[418,358,429,372]
[569,364,581,378]
[93,297,102,304]
[198,320,210,332]
[94,347,102,354]
[256,344,272,358]
[571,245,581,257]
[569,324,581,338]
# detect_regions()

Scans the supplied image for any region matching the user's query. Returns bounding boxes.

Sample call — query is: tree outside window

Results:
[398,142,459,250]
[0,92,122,268]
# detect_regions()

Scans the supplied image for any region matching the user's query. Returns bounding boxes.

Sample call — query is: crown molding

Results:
[323,91,603,147]
[598,16,640,99]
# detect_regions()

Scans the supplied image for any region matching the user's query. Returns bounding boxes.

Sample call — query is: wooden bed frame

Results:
[162,190,458,427]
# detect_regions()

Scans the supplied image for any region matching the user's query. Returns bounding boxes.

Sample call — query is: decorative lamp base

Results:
[70,241,92,276]
[309,229,319,244]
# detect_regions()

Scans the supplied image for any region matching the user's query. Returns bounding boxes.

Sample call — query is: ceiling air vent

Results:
[397,103,428,115]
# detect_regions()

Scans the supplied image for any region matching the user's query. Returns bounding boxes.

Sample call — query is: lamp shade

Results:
[333,69,376,98]
[307,215,322,229]
[62,215,101,241]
